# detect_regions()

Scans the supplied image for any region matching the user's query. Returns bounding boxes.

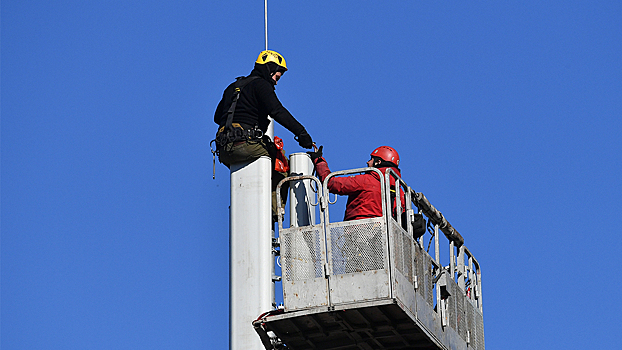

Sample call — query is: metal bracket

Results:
[272,237,280,256]
[433,268,447,284]
[440,299,448,327]
[407,208,415,224]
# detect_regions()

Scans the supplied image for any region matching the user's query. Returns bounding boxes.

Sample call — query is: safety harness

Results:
[210,76,262,178]
[214,75,262,147]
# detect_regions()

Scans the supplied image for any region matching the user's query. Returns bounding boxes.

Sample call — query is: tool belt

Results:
[215,123,264,147]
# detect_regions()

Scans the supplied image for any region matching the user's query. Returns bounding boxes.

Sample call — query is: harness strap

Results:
[224,76,260,131]
[211,76,262,180]
[215,123,264,146]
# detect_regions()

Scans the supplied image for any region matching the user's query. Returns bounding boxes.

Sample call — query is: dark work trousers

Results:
[217,136,288,221]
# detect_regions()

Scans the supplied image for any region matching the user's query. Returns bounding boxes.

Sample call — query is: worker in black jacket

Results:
[213,50,313,219]
[214,50,313,164]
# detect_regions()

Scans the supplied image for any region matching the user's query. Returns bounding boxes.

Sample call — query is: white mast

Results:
[229,158,272,350]
[289,153,316,227]
[228,2,274,350]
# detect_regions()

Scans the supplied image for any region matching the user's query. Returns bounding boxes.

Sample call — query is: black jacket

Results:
[214,63,307,137]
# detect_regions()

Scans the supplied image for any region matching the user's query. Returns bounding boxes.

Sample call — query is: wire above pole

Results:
[264,0,273,138]
[264,0,268,50]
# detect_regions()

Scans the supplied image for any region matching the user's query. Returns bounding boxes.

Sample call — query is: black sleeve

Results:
[214,85,231,126]
[254,81,307,136]
[214,98,224,125]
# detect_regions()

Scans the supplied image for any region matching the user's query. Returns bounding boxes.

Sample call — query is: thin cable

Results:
[264,0,274,139]
[264,0,268,50]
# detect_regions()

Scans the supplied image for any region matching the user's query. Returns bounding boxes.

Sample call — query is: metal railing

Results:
[275,167,484,349]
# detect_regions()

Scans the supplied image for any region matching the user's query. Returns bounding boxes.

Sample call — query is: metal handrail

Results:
[413,192,464,247]
[276,174,324,231]
[322,167,386,225]
[459,245,483,313]
[278,167,483,313]
[384,168,410,228]
[381,168,482,315]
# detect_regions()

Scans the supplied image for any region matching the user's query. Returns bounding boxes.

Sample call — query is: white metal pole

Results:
[229,156,272,350]
[287,152,316,283]
[288,153,315,227]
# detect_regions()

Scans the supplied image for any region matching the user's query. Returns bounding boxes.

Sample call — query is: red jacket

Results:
[315,158,405,221]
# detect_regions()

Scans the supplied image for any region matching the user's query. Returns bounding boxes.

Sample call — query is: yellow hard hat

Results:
[256,50,287,71]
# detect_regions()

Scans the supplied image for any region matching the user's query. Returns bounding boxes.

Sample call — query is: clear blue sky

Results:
[2,1,621,349]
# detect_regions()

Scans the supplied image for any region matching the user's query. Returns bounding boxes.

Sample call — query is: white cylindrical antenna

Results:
[229,156,272,350]
[285,153,317,287]
[289,153,316,227]
[228,3,275,349]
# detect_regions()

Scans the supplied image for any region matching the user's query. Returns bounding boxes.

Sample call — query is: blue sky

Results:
[2,1,621,349]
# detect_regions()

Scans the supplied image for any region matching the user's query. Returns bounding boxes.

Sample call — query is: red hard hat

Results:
[370,146,400,166]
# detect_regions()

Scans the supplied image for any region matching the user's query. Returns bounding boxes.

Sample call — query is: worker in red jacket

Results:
[308,145,405,221]
[307,145,405,273]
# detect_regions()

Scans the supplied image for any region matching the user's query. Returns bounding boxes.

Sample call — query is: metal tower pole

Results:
[288,153,315,227]
[229,156,272,350]
[286,153,316,282]
[229,3,274,348]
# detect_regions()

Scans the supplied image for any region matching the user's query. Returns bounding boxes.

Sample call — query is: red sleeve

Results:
[315,158,368,196]
[328,174,369,196]
[314,157,331,183]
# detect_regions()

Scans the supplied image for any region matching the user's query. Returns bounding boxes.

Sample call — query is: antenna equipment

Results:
[264,0,268,50]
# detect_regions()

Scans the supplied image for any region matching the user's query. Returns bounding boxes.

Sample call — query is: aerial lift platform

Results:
[254,165,485,350]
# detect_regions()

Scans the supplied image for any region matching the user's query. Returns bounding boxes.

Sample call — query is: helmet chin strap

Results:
[373,158,398,169]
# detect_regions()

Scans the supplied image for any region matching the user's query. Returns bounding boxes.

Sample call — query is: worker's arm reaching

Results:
[308,145,369,195]
[307,145,405,222]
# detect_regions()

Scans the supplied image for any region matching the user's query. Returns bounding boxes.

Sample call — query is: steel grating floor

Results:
[254,300,443,350]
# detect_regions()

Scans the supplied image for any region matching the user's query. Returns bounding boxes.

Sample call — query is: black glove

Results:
[307,145,324,163]
[295,131,313,149]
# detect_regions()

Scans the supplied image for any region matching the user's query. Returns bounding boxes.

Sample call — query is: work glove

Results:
[295,130,313,149]
[307,145,324,164]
